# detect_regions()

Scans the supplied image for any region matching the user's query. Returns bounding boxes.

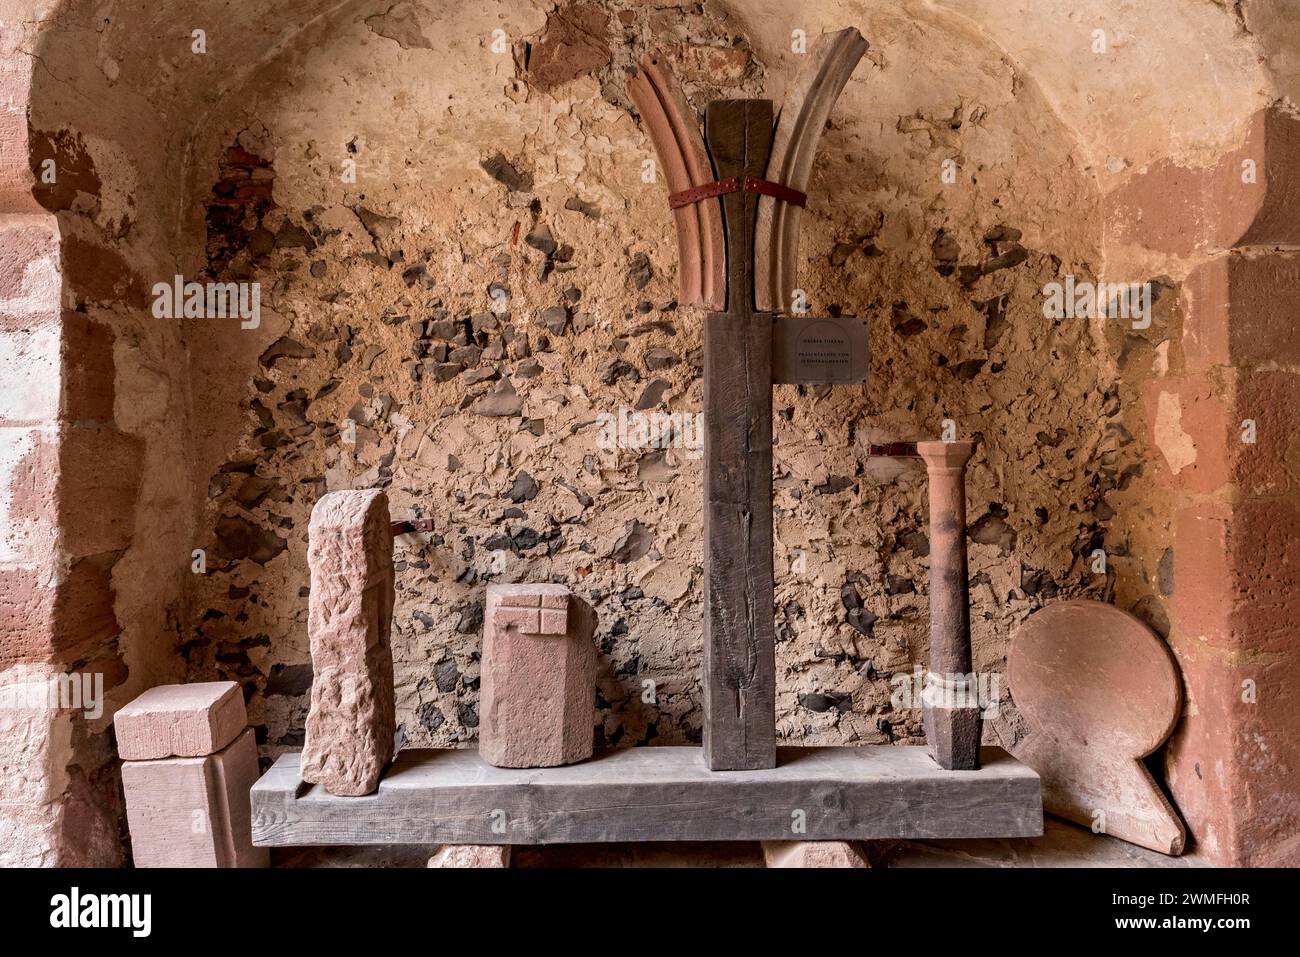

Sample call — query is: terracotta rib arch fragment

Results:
[756,28,868,313]
[627,54,726,310]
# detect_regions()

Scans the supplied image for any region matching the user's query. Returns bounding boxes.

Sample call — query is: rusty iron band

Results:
[867,442,921,458]
[391,519,436,535]
[668,177,807,210]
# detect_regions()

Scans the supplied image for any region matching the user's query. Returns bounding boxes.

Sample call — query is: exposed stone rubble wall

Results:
[3,0,1293,865]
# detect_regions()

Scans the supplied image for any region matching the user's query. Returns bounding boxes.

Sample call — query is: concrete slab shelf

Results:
[251,745,1042,846]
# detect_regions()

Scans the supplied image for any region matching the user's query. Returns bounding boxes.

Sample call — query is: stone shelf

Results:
[252,745,1041,846]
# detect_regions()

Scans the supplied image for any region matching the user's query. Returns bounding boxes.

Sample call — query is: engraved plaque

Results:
[772,316,869,384]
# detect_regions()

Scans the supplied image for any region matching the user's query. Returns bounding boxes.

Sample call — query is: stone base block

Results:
[762,840,869,868]
[427,844,512,868]
[122,727,267,868]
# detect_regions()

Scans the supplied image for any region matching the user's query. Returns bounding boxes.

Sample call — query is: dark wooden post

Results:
[702,100,777,771]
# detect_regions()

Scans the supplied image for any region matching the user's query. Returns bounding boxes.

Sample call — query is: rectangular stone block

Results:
[122,727,267,868]
[301,489,396,796]
[480,584,596,769]
[0,311,60,424]
[1183,251,1300,371]
[114,681,246,760]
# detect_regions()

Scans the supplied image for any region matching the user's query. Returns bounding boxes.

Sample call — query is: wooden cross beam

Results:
[701,100,869,771]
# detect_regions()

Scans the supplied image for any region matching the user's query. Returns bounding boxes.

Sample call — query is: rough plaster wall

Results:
[161,0,1167,761]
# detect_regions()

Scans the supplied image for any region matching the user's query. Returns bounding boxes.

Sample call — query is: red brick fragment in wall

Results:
[525,4,611,93]
[1104,108,1300,256]
[666,43,754,86]
[1183,251,1300,371]
[206,140,276,273]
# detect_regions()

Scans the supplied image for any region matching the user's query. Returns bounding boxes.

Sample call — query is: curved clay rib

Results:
[628,67,703,307]
[626,56,725,310]
[755,28,868,313]
[639,55,726,311]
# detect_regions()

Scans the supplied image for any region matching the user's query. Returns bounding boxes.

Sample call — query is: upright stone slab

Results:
[122,727,267,868]
[114,681,246,761]
[301,489,396,796]
[480,584,596,768]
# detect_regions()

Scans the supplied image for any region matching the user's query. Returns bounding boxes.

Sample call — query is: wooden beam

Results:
[251,746,1042,846]
[702,100,777,771]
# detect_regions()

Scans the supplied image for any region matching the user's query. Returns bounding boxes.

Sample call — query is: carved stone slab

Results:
[771,315,869,384]
[1009,600,1186,854]
[481,584,597,769]
[300,489,396,797]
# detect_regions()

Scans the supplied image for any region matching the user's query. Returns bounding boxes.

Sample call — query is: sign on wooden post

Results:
[771,315,869,385]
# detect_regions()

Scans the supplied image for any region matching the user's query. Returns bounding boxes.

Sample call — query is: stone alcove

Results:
[1,0,1297,866]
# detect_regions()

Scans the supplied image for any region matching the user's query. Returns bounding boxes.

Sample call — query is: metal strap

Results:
[668,176,807,210]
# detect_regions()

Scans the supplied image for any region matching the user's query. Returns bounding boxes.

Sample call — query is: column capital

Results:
[915,439,977,471]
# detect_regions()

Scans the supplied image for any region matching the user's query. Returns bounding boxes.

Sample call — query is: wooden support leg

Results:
[702,100,777,771]
[915,441,981,770]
